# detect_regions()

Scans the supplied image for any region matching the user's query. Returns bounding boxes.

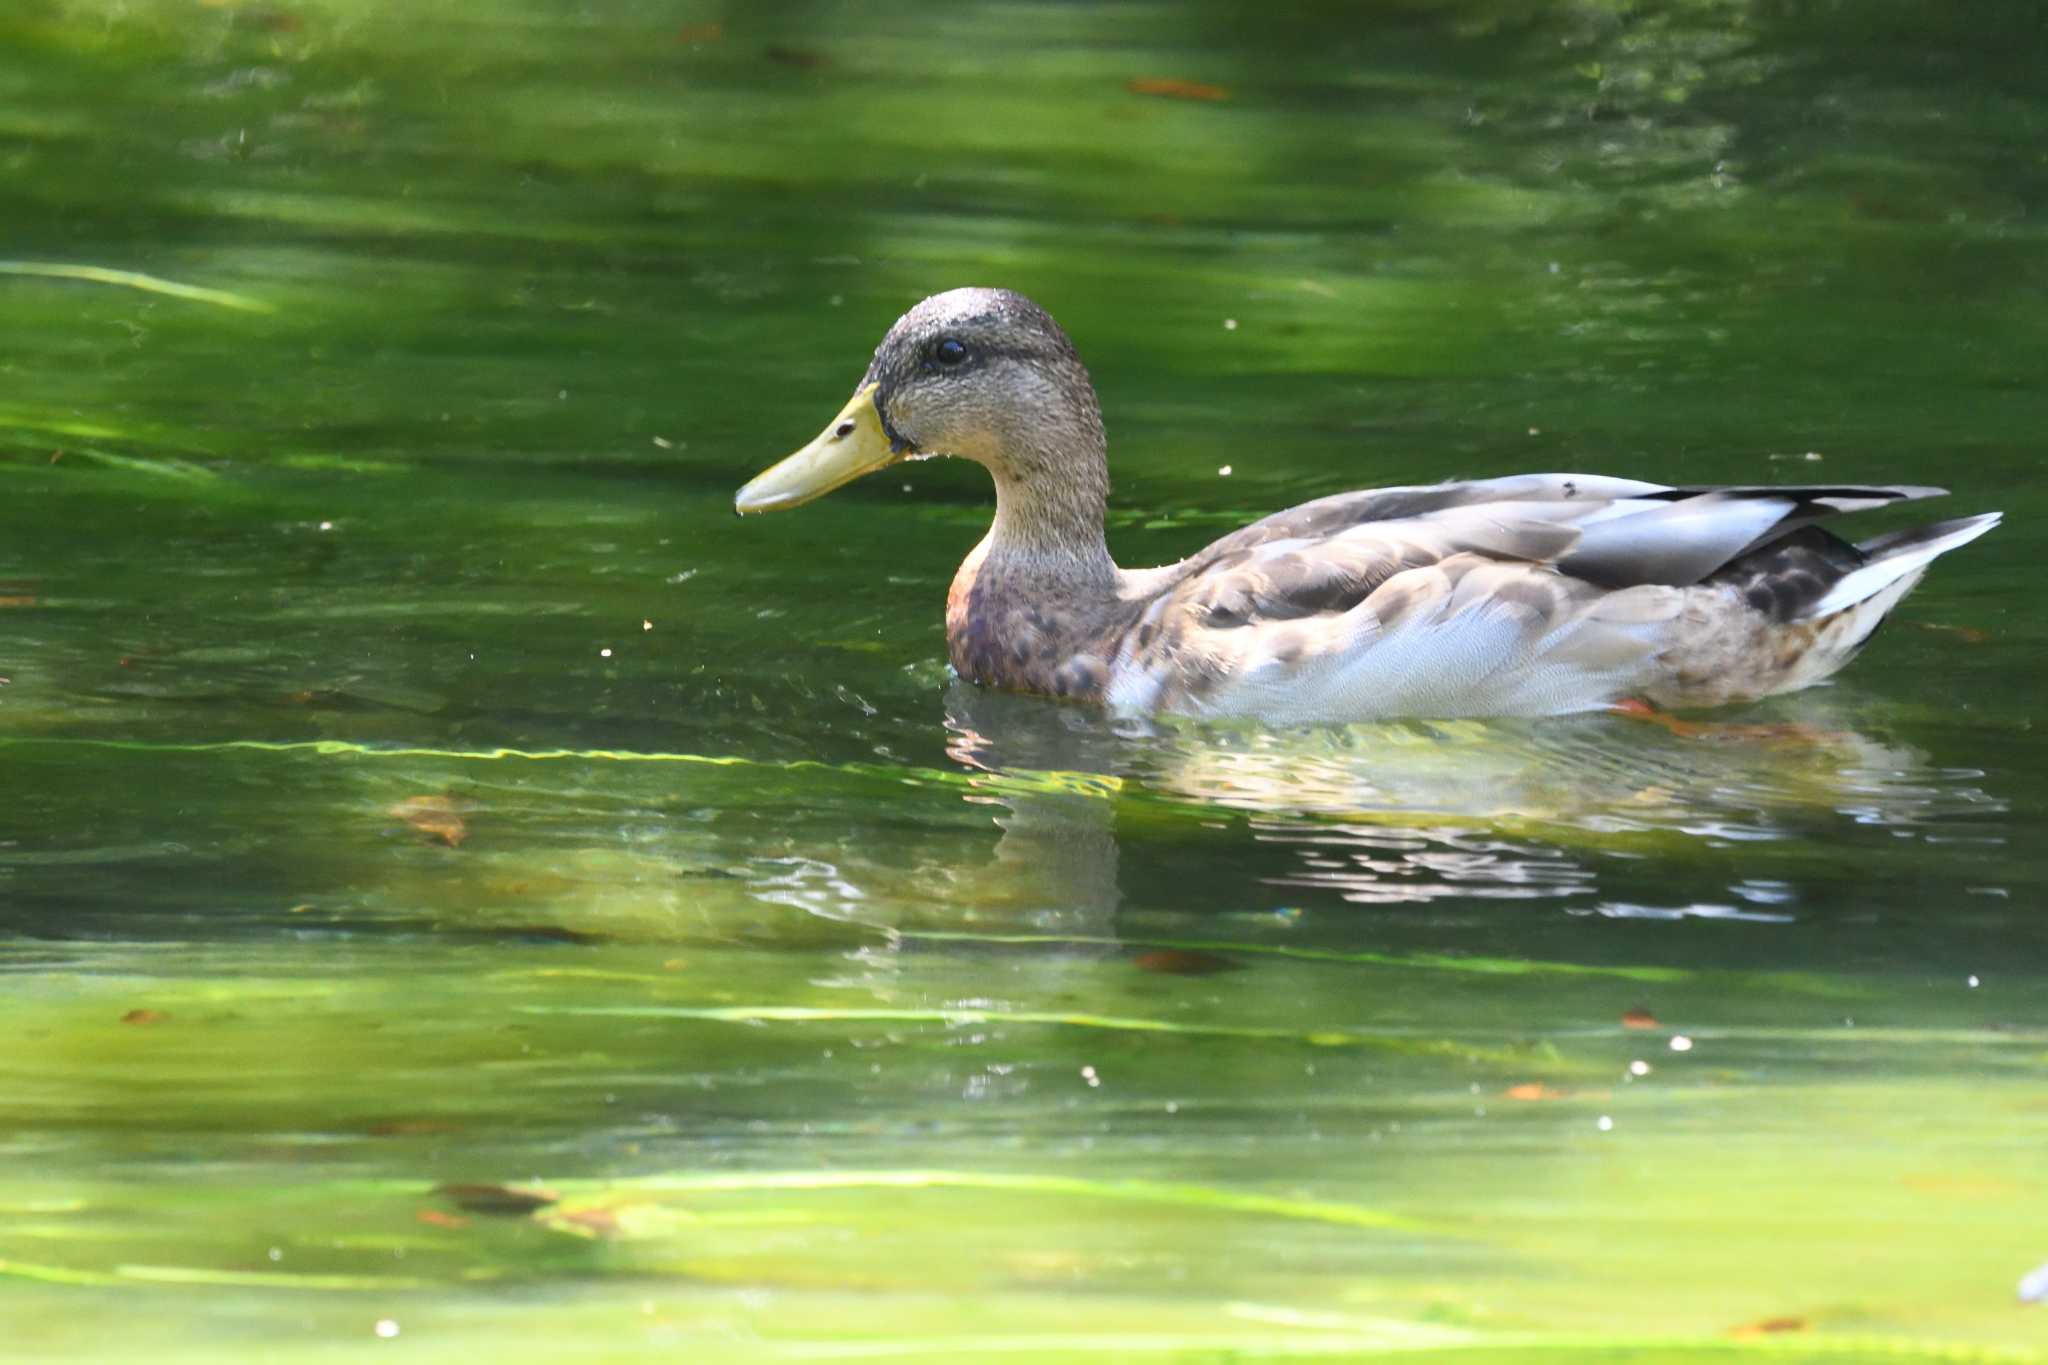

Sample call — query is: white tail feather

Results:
[1804,512,2002,619]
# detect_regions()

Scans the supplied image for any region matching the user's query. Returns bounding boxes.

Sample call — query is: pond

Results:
[2,1,2044,1359]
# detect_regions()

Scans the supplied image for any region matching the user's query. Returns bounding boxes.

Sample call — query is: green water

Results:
[3,1,2046,1359]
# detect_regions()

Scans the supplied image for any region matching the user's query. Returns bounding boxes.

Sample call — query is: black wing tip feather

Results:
[1647,483,1948,504]
[1855,510,2001,559]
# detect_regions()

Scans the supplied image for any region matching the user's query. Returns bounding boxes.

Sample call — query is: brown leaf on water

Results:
[1132,948,1241,977]
[1621,1007,1659,1030]
[1127,77,1231,102]
[0,596,36,608]
[1728,1316,1807,1339]
[547,1206,623,1239]
[365,1117,462,1137]
[765,45,829,69]
[675,22,723,43]
[391,794,468,847]
[1503,1082,1570,1101]
[415,1209,471,1230]
[1902,619,1991,644]
[1613,699,1845,746]
[240,8,303,33]
[498,924,606,945]
[435,1183,560,1216]
[120,1009,168,1025]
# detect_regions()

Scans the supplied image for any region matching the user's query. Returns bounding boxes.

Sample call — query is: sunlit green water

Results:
[3,1,2045,1359]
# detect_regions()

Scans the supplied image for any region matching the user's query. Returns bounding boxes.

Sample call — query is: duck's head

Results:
[735,287,1105,514]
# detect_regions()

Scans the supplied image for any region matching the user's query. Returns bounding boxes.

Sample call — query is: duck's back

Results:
[1089,475,1997,721]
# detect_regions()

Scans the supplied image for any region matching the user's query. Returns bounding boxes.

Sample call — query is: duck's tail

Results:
[1637,505,1997,710]
[1804,511,2002,619]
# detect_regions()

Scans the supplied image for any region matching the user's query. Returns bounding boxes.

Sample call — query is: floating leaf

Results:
[547,1206,623,1239]
[1503,1083,1570,1101]
[1132,948,1240,976]
[414,1209,470,1229]
[496,924,606,946]
[1728,1316,1807,1338]
[1621,1007,1659,1030]
[119,1009,168,1025]
[435,1183,559,1216]
[1613,699,1845,745]
[391,794,468,847]
[765,46,828,69]
[1903,619,1991,644]
[365,1118,462,1137]
[1127,78,1231,102]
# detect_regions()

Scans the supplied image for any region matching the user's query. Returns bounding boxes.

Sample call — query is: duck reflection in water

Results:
[937,680,2004,928]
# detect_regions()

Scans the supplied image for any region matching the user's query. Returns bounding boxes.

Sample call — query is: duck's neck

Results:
[984,460,1118,593]
[977,388,1119,594]
[945,423,1127,700]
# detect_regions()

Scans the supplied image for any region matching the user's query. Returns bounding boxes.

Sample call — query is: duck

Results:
[735,288,1999,722]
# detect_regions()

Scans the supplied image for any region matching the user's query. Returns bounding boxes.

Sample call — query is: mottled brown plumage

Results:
[738,289,1999,721]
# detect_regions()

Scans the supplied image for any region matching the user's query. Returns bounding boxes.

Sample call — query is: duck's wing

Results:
[1183,474,1942,566]
[1181,473,1672,562]
[1108,477,1947,720]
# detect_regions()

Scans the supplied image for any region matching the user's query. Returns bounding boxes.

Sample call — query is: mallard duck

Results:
[736,288,1999,721]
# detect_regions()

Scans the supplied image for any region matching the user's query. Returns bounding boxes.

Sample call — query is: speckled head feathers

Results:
[861,287,1084,394]
[854,288,1107,489]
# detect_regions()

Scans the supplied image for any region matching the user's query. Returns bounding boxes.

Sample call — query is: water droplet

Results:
[1669,1035,1693,1052]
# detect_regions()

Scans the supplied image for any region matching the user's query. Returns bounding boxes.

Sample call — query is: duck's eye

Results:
[934,338,969,367]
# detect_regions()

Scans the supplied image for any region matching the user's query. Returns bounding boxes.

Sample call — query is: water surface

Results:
[3,1,2045,1359]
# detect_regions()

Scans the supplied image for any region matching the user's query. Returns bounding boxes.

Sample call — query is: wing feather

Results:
[1104,476,1954,719]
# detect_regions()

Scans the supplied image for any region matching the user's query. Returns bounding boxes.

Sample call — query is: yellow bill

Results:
[735,383,900,514]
